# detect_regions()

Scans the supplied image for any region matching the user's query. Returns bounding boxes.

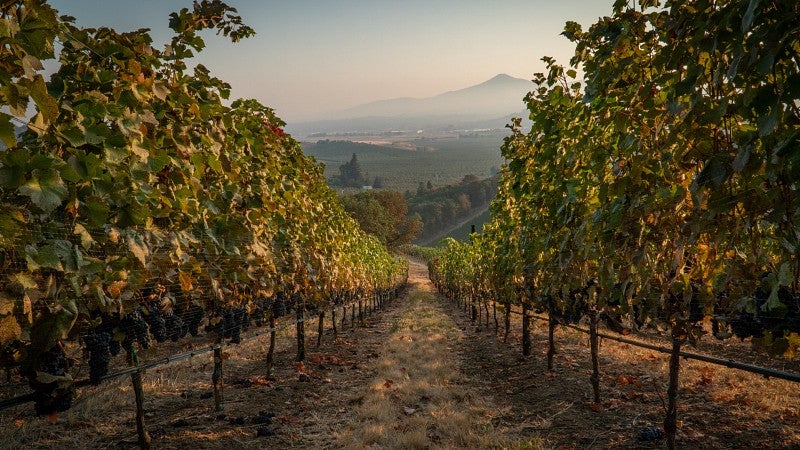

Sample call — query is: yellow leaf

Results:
[179,271,194,292]
[0,314,21,345]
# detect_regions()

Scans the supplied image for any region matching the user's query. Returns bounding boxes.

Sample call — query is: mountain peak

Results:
[481,73,526,85]
[290,74,532,134]
[490,73,515,81]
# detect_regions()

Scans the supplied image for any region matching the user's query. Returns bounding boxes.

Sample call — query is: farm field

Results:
[3,261,797,449]
[300,132,505,193]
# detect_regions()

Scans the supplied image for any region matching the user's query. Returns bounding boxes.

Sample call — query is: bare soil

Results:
[1,260,798,449]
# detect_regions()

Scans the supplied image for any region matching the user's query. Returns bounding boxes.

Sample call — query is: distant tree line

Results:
[337,174,497,247]
[407,174,498,241]
[340,190,422,249]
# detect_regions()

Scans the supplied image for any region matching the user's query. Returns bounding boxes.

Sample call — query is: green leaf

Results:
[758,106,778,136]
[82,196,110,227]
[774,129,800,158]
[18,168,67,212]
[23,300,78,371]
[1,83,28,117]
[52,239,80,272]
[28,75,58,124]
[27,243,62,271]
[696,155,729,189]
[85,123,110,145]
[731,144,751,172]
[59,125,86,147]
[0,113,18,148]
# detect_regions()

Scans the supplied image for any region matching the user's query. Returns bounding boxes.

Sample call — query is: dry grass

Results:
[334,282,523,449]
[453,294,800,449]
[0,314,320,449]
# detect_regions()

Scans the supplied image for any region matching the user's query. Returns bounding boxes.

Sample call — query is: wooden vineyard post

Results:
[351,304,355,328]
[296,304,306,362]
[127,346,151,449]
[547,314,557,371]
[522,301,531,357]
[212,346,224,411]
[358,298,364,326]
[493,300,498,334]
[504,300,511,343]
[476,296,482,327]
[665,323,686,450]
[332,306,338,337]
[471,295,478,325]
[266,314,276,378]
[588,309,601,403]
[484,300,490,329]
[316,310,325,347]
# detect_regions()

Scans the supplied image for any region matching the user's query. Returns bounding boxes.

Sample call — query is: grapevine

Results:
[429,1,800,449]
[0,1,407,418]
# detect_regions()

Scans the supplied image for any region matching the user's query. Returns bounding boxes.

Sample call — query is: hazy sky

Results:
[48,0,613,123]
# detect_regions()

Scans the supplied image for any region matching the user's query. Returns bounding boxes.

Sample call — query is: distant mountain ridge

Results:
[288,74,532,136]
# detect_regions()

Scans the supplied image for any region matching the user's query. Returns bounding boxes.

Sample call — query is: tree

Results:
[341,190,422,249]
[337,153,365,187]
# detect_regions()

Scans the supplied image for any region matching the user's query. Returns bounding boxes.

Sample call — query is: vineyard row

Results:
[0,285,404,448]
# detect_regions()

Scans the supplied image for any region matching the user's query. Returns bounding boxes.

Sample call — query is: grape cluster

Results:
[145,305,168,343]
[165,313,188,341]
[122,309,151,350]
[271,293,287,318]
[547,288,589,326]
[84,330,112,384]
[182,304,204,337]
[638,425,664,441]
[729,281,800,340]
[30,345,74,416]
[251,298,268,327]
[209,308,251,343]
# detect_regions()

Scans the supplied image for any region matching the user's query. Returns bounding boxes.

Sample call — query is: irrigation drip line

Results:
[469,300,800,384]
[0,297,376,413]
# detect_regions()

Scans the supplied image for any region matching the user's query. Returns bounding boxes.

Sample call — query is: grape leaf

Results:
[0,113,17,148]
[18,169,67,212]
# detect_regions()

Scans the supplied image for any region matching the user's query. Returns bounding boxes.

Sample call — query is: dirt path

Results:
[330,261,518,449]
